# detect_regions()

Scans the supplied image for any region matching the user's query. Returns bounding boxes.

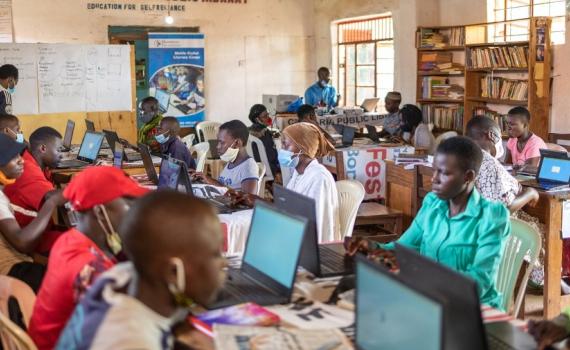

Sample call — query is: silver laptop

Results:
[57,131,105,169]
[360,98,380,112]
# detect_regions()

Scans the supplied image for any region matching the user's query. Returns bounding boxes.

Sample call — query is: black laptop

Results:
[355,255,445,350]
[138,143,159,185]
[396,244,537,350]
[333,124,356,149]
[61,119,75,152]
[207,202,308,309]
[85,119,95,132]
[365,124,380,143]
[103,129,142,162]
[158,156,192,194]
[273,185,352,277]
[520,149,570,191]
[57,131,104,169]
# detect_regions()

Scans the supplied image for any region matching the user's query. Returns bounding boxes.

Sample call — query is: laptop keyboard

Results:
[487,335,517,350]
[319,246,349,274]
[58,160,87,168]
[223,273,280,303]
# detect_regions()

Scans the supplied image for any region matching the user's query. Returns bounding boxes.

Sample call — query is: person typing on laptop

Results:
[155,117,196,170]
[296,104,336,144]
[4,127,65,254]
[348,137,511,309]
[504,106,547,168]
[279,122,340,243]
[56,191,226,350]
[380,91,402,136]
[193,120,259,195]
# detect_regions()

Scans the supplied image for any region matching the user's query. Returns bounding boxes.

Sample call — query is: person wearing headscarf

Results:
[248,104,280,178]
[279,122,340,242]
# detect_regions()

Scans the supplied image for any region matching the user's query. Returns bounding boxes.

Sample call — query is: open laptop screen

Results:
[538,157,570,183]
[243,203,306,289]
[158,157,181,190]
[77,132,104,163]
[356,257,443,350]
[155,89,170,112]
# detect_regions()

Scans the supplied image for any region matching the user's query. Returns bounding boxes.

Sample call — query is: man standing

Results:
[0,64,18,114]
[381,91,402,136]
[304,67,339,110]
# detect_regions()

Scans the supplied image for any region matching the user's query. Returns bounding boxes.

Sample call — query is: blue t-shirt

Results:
[304,82,338,108]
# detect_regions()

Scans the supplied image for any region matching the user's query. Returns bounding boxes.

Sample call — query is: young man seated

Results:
[0,134,64,292]
[193,120,259,195]
[4,126,64,253]
[137,96,163,154]
[504,106,547,167]
[280,122,340,242]
[0,113,24,143]
[296,104,335,144]
[155,116,196,169]
[29,167,148,350]
[56,191,226,349]
[349,137,511,310]
[466,116,539,213]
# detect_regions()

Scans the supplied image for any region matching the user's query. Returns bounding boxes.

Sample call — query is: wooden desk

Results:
[52,164,149,177]
[384,161,570,318]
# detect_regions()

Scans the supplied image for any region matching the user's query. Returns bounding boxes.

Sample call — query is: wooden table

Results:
[384,161,570,319]
[355,202,403,235]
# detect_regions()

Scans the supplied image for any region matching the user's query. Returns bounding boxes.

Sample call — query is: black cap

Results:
[0,133,25,167]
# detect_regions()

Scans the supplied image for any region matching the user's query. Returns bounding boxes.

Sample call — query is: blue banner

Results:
[148,33,205,127]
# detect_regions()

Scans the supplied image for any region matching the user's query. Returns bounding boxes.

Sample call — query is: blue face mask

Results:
[15,133,24,143]
[278,149,301,168]
[7,87,15,94]
[155,132,169,144]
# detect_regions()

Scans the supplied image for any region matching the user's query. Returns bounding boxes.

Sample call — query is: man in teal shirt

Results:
[304,67,339,110]
[349,136,511,309]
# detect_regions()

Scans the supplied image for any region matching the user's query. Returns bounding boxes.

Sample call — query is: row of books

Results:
[480,76,528,101]
[418,27,464,48]
[468,46,529,69]
[421,104,464,131]
[421,77,464,99]
[473,107,508,133]
[449,27,465,47]
[419,52,464,73]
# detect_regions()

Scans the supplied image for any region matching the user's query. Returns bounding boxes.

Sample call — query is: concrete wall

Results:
[11,0,316,125]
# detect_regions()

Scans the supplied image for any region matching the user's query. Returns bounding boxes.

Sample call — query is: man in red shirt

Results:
[4,126,64,253]
[29,166,148,350]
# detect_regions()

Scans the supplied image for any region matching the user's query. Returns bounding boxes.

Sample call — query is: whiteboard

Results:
[0,43,132,114]
[0,44,38,114]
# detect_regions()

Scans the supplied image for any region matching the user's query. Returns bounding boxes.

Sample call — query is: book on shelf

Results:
[419,27,464,48]
[480,76,528,101]
[419,52,464,73]
[420,29,445,48]
[468,46,529,69]
[422,76,464,99]
[473,107,508,134]
[449,27,465,47]
[421,104,464,131]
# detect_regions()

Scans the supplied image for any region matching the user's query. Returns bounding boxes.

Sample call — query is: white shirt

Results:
[218,157,259,192]
[0,188,32,274]
[286,160,340,242]
[476,150,521,207]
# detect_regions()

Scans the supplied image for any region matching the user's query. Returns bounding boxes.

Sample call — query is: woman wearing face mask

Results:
[248,104,280,179]
[0,64,18,115]
[193,120,259,195]
[399,104,435,154]
[56,192,226,350]
[137,96,164,154]
[29,166,148,350]
[280,122,340,243]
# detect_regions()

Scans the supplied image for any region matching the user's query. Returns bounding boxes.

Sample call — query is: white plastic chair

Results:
[190,142,210,173]
[434,131,459,150]
[256,162,266,198]
[246,135,274,181]
[0,276,37,350]
[336,180,365,239]
[181,134,196,151]
[195,121,220,143]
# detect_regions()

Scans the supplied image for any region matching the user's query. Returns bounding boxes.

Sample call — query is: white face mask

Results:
[493,133,505,159]
[220,141,240,163]
[95,204,123,256]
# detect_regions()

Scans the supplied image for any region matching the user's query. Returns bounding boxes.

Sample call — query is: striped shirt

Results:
[0,85,13,114]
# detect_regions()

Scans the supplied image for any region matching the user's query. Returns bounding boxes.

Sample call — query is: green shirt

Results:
[381,189,511,309]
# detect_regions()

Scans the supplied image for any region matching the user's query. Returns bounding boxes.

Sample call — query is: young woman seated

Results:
[399,104,436,154]
[504,106,547,168]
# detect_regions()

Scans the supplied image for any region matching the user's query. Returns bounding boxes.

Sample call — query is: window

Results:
[488,0,566,44]
[334,15,394,112]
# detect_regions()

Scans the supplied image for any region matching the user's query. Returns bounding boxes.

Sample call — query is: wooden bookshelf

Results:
[416,18,552,139]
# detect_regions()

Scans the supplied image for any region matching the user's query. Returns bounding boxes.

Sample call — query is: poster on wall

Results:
[148,33,205,127]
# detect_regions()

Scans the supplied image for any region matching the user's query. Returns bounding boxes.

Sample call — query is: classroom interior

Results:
[0,0,570,349]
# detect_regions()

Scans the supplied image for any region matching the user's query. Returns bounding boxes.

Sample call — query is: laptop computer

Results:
[138,143,160,185]
[158,156,192,194]
[155,89,171,114]
[85,119,95,132]
[273,185,352,277]
[333,124,356,149]
[57,131,105,169]
[113,143,124,169]
[520,149,570,191]
[62,120,75,152]
[208,202,308,309]
[360,98,380,113]
[395,244,537,350]
[103,129,142,162]
[365,124,380,143]
[355,255,444,350]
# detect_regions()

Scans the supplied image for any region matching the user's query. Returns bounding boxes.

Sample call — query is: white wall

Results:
[10,0,316,124]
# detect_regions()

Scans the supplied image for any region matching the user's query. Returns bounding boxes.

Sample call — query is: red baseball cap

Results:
[64,166,149,211]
